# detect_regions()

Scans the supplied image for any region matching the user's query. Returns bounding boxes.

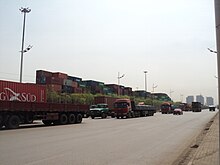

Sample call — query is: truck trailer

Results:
[113,99,156,119]
[0,80,89,129]
[192,102,202,112]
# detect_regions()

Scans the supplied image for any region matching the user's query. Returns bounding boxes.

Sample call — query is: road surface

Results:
[0,109,217,165]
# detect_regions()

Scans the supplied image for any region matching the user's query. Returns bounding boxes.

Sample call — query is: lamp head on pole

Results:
[19,7,31,13]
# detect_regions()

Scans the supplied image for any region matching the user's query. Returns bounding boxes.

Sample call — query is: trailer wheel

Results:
[68,114,76,124]
[42,120,52,126]
[6,115,20,129]
[76,114,83,123]
[0,115,3,129]
[60,114,68,125]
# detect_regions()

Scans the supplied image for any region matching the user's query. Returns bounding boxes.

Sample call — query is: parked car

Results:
[173,108,183,115]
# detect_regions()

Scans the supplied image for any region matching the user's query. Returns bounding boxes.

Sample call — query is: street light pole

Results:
[19,7,31,83]
[117,72,125,95]
[215,0,220,107]
[170,89,174,100]
[144,71,147,99]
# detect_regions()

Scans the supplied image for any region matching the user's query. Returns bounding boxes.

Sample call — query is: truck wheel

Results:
[59,114,68,125]
[6,115,20,129]
[42,120,52,126]
[91,115,95,119]
[24,114,34,124]
[126,113,131,118]
[68,114,76,124]
[76,114,82,123]
[0,115,4,129]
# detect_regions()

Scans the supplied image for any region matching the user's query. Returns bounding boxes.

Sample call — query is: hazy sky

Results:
[0,0,217,103]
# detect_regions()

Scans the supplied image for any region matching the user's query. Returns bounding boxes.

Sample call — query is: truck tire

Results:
[91,115,95,119]
[68,114,76,124]
[101,113,107,119]
[126,112,131,118]
[59,114,68,125]
[24,114,34,124]
[76,114,82,123]
[6,115,20,129]
[42,120,52,126]
[0,115,3,129]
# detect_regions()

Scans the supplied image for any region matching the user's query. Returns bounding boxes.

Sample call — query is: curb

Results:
[172,112,219,165]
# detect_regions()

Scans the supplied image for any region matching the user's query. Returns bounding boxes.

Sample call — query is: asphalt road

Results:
[0,109,218,165]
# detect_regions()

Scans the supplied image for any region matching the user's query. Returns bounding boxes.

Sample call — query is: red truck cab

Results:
[113,99,133,118]
[161,102,172,114]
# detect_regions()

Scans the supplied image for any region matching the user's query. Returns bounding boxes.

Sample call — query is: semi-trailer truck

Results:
[192,102,202,112]
[113,99,156,119]
[161,102,173,114]
[0,80,89,129]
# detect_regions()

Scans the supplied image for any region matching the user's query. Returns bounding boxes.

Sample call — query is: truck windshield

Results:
[97,104,107,108]
[114,102,129,108]
[161,105,170,109]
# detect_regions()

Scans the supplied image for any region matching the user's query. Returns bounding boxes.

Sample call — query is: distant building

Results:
[206,97,214,106]
[186,96,194,104]
[196,95,204,105]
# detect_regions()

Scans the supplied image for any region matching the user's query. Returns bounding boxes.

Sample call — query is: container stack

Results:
[105,84,120,95]
[83,80,105,94]
[67,76,83,94]
[36,70,83,94]
[36,70,133,96]
[124,87,132,96]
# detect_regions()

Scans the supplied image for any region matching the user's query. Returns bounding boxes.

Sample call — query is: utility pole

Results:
[215,0,220,106]
[19,7,31,83]
[144,71,148,99]
[170,89,174,100]
[117,72,125,95]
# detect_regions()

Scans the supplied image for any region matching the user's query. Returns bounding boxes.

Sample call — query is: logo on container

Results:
[0,88,37,102]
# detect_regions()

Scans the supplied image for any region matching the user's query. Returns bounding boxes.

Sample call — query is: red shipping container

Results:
[94,96,119,110]
[46,77,63,85]
[72,81,78,88]
[36,70,52,78]
[0,80,46,103]
[47,84,62,93]
[73,87,82,93]
[52,72,68,79]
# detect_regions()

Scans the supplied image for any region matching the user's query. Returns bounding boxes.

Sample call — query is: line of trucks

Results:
[0,80,156,129]
[160,101,207,114]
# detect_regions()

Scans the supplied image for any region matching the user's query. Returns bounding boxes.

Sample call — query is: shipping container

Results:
[0,80,46,103]
[36,70,53,78]
[72,81,78,88]
[46,77,63,85]
[52,72,68,79]
[36,70,53,84]
[94,96,119,110]
[73,87,83,93]
[78,81,86,88]
[47,84,62,93]
[62,85,73,93]
[67,76,82,82]
[63,79,73,86]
